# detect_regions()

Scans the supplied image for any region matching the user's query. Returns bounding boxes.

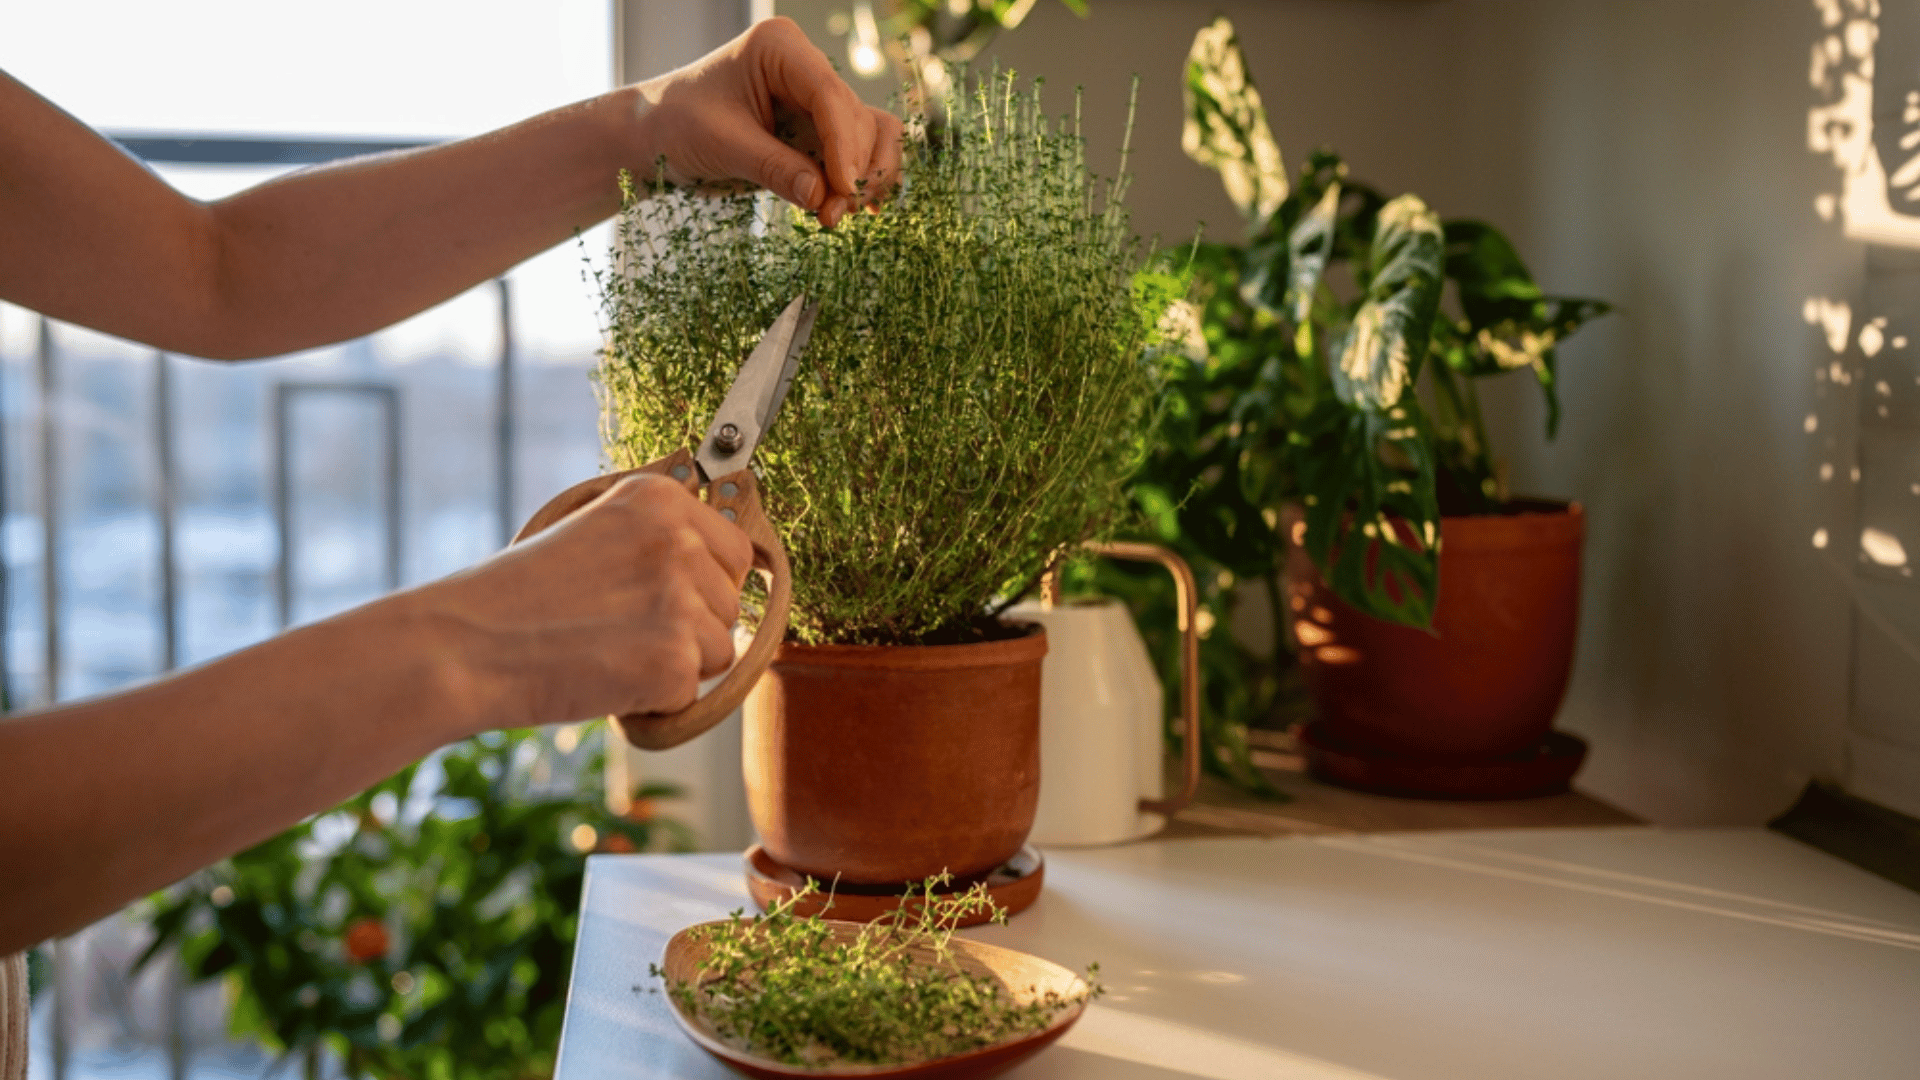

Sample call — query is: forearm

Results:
[200,88,646,358]
[3,19,895,359]
[0,69,646,361]
[0,590,491,954]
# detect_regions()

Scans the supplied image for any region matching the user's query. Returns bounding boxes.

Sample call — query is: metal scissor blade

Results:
[761,300,817,434]
[696,294,812,479]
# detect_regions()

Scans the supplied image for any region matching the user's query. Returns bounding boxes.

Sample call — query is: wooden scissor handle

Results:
[512,447,794,751]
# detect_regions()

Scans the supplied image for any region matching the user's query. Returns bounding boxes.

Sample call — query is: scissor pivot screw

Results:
[714,423,743,454]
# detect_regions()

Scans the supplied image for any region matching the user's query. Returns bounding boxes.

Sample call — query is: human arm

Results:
[0,475,751,955]
[0,17,902,360]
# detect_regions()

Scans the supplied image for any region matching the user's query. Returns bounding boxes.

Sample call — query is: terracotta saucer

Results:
[744,845,1045,925]
[1300,721,1588,800]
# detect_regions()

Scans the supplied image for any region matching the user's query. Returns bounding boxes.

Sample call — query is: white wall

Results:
[779,0,1885,825]
[1451,2,1867,824]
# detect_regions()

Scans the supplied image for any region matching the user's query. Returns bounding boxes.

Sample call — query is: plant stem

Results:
[1261,570,1286,659]
[1458,370,1496,503]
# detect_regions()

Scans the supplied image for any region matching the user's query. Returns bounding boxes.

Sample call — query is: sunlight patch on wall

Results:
[1810,0,1920,813]
[1804,296,1854,353]
[1862,526,1909,567]
[1808,0,1920,248]
[1805,0,1919,599]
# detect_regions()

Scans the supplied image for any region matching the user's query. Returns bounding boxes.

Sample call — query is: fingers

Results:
[453,469,770,727]
[865,108,904,203]
[716,118,830,215]
[605,473,753,583]
[595,476,746,700]
[680,493,755,589]
[691,608,736,679]
[675,524,744,627]
[637,18,902,226]
[750,19,876,199]
[815,107,905,226]
[654,641,705,714]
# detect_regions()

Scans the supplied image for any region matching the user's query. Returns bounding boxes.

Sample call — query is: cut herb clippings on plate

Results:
[654,878,1100,1078]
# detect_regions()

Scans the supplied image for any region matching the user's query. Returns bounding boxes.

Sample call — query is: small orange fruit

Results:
[344,918,389,963]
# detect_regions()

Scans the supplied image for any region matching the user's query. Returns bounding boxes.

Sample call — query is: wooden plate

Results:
[659,919,1089,1079]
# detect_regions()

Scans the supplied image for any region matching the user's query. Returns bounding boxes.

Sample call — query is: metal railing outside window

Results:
[13,133,602,1080]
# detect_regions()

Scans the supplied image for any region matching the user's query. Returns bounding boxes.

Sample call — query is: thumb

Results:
[720,122,828,212]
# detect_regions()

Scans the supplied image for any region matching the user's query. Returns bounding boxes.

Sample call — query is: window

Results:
[2,4,614,1077]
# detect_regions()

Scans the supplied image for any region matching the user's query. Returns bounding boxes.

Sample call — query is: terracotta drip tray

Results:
[744,844,1045,926]
[1300,721,1588,800]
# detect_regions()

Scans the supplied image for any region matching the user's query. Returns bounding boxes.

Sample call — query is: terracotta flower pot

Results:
[1284,500,1584,760]
[742,623,1047,885]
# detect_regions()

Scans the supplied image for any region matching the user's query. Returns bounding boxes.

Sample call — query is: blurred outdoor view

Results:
[0,2,617,1077]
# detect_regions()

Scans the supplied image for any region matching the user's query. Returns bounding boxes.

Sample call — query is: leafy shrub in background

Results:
[136,727,687,1080]
[1081,18,1613,794]
[1171,16,1612,627]
[598,71,1164,646]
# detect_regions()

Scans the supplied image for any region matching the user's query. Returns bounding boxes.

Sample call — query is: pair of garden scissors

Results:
[512,295,818,751]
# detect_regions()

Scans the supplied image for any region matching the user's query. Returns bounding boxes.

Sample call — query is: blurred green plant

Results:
[1059,244,1295,795]
[134,726,689,1080]
[834,1,1088,91]
[1176,15,1612,627]
[1066,18,1613,795]
[600,70,1164,646]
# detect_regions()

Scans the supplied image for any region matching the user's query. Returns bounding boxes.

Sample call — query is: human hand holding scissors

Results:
[513,296,816,750]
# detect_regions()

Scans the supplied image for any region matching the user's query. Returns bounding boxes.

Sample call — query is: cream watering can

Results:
[1008,541,1201,846]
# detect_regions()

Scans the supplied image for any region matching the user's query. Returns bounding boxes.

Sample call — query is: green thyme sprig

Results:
[598,69,1163,645]
[658,876,1101,1068]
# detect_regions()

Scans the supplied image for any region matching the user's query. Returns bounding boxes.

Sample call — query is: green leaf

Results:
[1329,195,1444,411]
[132,899,195,973]
[1290,401,1440,627]
[1182,16,1288,222]
[1133,483,1182,542]
[1132,267,1193,343]
[1283,182,1340,326]
[1444,219,1542,328]
[1440,219,1611,437]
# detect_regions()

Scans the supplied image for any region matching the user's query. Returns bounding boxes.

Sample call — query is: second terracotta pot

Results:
[1285,500,1584,760]
[742,623,1047,885]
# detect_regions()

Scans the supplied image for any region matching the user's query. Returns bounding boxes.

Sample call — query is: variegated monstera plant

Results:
[1167,16,1611,626]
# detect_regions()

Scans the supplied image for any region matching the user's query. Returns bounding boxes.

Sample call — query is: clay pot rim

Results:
[1440,498,1584,553]
[1280,498,1585,555]
[1461,495,1580,519]
[772,619,1048,671]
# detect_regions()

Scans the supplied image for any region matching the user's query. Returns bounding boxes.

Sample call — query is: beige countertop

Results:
[554,827,1920,1080]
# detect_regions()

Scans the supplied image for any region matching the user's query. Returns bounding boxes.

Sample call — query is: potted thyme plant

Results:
[1174,18,1612,794]
[599,72,1161,885]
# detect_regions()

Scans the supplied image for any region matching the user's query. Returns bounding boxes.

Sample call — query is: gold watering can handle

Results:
[1041,541,1201,817]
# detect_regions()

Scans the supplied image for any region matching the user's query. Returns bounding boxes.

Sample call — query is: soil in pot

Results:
[1284,499,1584,762]
[743,621,1047,886]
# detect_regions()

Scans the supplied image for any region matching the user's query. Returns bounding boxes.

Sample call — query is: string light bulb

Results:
[849,2,887,77]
